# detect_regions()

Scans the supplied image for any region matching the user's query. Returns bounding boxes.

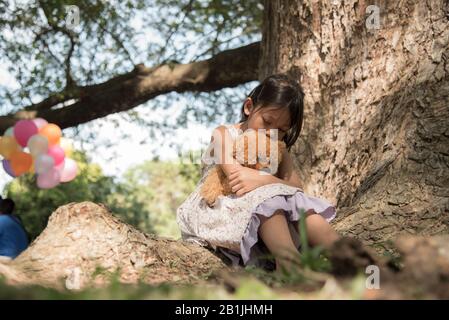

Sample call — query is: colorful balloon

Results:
[28,161,35,174]
[9,151,33,176]
[2,159,16,177]
[14,120,38,147]
[0,136,21,160]
[60,138,74,157]
[47,145,65,166]
[54,160,65,178]
[59,158,78,182]
[1,118,77,188]
[39,123,62,146]
[27,134,49,157]
[35,154,55,174]
[37,168,60,189]
[4,127,14,137]
[32,118,48,130]
[55,160,65,172]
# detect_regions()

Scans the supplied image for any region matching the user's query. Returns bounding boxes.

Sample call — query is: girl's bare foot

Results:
[274,250,301,274]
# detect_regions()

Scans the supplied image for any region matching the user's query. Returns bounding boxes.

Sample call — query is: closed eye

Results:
[263,118,271,125]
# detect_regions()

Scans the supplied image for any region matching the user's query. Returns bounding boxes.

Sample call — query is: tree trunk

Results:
[260,0,449,247]
[0,202,226,289]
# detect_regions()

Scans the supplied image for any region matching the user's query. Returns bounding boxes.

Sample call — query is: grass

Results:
[297,209,331,273]
[0,274,232,300]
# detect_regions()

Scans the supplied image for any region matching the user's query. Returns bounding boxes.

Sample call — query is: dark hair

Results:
[240,73,304,150]
[0,198,15,214]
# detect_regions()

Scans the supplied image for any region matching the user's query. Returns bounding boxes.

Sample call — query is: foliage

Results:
[2,149,201,240]
[2,150,149,240]
[0,1,262,160]
[0,0,262,116]
[121,153,202,238]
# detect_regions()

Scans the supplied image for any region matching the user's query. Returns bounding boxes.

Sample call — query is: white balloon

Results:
[35,154,55,174]
[27,135,49,157]
[60,138,73,154]
[60,158,78,182]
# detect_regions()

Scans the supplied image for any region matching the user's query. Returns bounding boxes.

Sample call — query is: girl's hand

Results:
[228,167,273,197]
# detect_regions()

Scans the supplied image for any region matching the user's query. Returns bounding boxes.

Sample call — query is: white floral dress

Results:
[176,124,336,267]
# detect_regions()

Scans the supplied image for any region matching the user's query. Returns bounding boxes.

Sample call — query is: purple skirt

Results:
[217,191,336,269]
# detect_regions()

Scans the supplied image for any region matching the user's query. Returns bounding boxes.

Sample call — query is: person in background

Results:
[0,198,29,261]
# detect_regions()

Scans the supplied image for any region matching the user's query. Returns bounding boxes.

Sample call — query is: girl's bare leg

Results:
[304,211,340,248]
[258,210,300,271]
[258,210,340,272]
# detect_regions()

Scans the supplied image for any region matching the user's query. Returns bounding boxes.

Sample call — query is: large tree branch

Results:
[0,42,259,133]
[37,1,78,88]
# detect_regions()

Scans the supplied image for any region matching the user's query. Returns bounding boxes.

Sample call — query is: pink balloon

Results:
[32,118,48,130]
[37,168,60,189]
[55,160,65,172]
[47,145,65,166]
[60,158,78,182]
[14,120,38,147]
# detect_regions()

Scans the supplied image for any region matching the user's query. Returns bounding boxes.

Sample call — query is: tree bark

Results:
[0,202,226,289]
[260,0,449,246]
[0,42,260,134]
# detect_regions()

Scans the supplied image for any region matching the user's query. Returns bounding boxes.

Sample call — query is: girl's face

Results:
[242,98,291,140]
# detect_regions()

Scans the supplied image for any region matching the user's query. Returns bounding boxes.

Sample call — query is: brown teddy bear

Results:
[200,129,286,207]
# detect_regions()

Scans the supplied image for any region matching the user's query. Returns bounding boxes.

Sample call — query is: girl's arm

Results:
[228,144,303,196]
[268,148,303,189]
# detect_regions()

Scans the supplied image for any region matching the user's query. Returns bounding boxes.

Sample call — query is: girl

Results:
[176,74,339,271]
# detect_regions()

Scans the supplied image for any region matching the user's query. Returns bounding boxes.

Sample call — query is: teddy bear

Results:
[200,129,286,207]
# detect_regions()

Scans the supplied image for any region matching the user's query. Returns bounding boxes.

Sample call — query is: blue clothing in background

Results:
[0,214,29,258]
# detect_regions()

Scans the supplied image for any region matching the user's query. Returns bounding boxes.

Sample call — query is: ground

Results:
[0,202,448,299]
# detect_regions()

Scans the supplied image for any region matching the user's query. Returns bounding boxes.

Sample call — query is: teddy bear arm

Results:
[200,166,232,206]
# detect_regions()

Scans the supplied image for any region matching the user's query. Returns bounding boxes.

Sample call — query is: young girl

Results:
[176,74,339,271]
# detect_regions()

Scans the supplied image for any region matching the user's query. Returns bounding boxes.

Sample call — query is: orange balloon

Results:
[39,123,62,145]
[10,151,33,176]
[0,136,21,159]
[28,161,35,174]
